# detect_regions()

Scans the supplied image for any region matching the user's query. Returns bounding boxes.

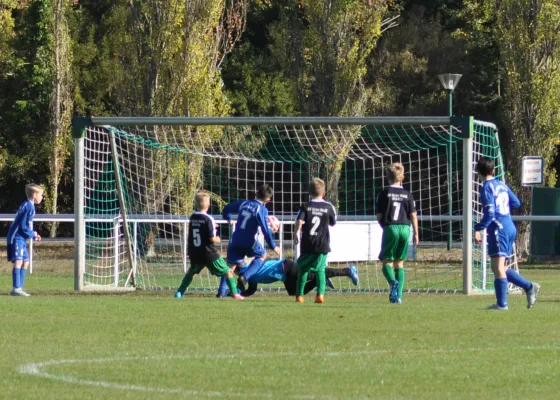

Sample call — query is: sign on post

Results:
[521,156,544,186]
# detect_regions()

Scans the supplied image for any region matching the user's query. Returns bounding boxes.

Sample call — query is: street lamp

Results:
[438,73,462,251]
[438,73,462,116]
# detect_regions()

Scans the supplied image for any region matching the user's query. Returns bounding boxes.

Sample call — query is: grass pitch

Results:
[1,269,560,400]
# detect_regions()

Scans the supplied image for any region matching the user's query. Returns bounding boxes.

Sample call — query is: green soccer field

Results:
[1,269,560,400]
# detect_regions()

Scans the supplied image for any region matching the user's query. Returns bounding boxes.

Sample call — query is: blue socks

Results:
[12,267,21,289]
[506,268,532,291]
[242,258,263,281]
[494,278,508,308]
[20,268,27,288]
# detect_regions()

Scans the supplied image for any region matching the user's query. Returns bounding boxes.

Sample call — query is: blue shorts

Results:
[7,240,29,263]
[226,242,265,265]
[487,225,516,258]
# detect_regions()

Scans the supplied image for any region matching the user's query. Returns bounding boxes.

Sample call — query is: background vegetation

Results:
[1,0,559,241]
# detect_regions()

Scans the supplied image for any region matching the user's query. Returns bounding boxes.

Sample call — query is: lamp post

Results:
[438,73,462,251]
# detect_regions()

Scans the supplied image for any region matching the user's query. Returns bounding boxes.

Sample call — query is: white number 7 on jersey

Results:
[392,203,401,220]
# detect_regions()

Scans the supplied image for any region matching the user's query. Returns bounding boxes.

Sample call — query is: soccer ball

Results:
[267,215,280,233]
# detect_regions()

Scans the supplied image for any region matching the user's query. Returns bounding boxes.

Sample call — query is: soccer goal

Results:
[72,116,510,294]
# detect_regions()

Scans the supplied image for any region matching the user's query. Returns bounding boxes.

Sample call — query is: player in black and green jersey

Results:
[174,192,243,300]
[294,177,337,304]
[376,163,419,304]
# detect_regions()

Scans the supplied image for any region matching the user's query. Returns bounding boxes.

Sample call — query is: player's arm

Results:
[207,218,221,243]
[20,207,37,240]
[294,207,305,245]
[408,194,419,245]
[376,192,387,228]
[329,205,337,227]
[222,200,244,224]
[474,184,495,242]
[508,186,522,209]
[256,207,277,251]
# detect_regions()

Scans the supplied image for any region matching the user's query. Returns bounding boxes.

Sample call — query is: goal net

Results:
[73,117,509,294]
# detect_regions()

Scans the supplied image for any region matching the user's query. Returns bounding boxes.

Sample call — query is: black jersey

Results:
[188,212,220,264]
[376,185,416,226]
[296,199,337,254]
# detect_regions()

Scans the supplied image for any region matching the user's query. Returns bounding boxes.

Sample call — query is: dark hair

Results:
[256,184,273,201]
[476,157,495,176]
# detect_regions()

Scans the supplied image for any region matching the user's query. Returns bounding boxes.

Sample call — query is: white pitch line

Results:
[18,346,560,399]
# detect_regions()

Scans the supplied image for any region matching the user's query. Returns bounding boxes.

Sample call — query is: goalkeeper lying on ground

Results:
[217,258,359,297]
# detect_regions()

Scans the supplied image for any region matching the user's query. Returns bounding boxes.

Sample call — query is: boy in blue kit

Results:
[220,184,281,291]
[7,184,44,296]
[474,157,540,310]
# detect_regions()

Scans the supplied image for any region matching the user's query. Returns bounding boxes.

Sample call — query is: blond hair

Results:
[309,177,326,198]
[25,183,44,198]
[386,163,405,184]
[194,191,210,210]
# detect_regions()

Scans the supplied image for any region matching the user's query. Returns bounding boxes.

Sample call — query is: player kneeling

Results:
[174,192,243,300]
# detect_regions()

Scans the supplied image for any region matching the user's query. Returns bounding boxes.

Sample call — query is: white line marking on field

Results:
[18,346,560,399]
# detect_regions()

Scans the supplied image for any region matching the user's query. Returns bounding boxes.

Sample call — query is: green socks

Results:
[177,272,194,294]
[382,263,395,284]
[316,270,326,295]
[226,276,238,295]
[395,267,405,298]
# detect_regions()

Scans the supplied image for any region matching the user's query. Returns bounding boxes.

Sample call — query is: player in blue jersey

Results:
[474,157,540,310]
[220,184,281,290]
[217,258,359,297]
[7,184,44,296]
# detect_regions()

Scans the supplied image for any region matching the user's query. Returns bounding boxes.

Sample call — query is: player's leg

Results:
[175,264,203,297]
[393,260,405,303]
[10,260,23,296]
[303,271,317,295]
[225,246,245,294]
[501,227,539,308]
[485,228,508,309]
[238,243,266,286]
[10,240,30,296]
[489,256,509,310]
[295,254,313,302]
[379,226,399,302]
[19,261,30,295]
[310,254,327,303]
[209,258,243,300]
[392,225,410,303]
[325,265,359,286]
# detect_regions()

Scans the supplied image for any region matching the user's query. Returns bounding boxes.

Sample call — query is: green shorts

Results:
[296,253,328,273]
[379,225,410,261]
[189,257,230,277]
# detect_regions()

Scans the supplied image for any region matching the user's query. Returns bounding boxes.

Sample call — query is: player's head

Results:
[476,157,495,179]
[386,163,404,185]
[256,184,273,203]
[309,177,326,199]
[25,184,44,204]
[194,191,210,211]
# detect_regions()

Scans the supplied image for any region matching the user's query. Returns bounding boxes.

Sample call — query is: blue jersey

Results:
[239,258,287,284]
[7,200,36,245]
[222,199,276,249]
[475,179,521,232]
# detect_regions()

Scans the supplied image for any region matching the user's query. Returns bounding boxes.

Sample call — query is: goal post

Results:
[72,116,505,294]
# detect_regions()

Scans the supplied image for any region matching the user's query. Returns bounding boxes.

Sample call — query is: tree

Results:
[494,0,560,253]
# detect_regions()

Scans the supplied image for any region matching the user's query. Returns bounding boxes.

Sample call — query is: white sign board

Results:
[521,156,544,186]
